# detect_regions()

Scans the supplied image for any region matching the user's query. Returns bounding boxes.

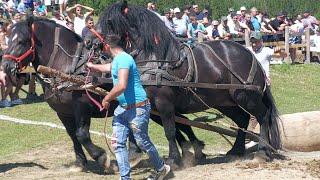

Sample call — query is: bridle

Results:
[3,23,36,72]
[89,28,106,51]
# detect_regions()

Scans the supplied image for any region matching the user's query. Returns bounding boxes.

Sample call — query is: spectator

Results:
[303,10,319,35]
[192,3,208,25]
[173,7,187,37]
[250,7,260,31]
[36,1,48,16]
[247,31,287,86]
[258,11,272,34]
[0,8,4,29]
[0,20,13,107]
[11,10,21,24]
[51,10,68,28]
[66,21,74,30]
[58,0,68,17]
[227,7,234,22]
[187,13,207,41]
[245,14,254,32]
[289,20,308,62]
[161,8,175,35]
[268,12,287,41]
[217,16,231,40]
[17,0,26,14]
[182,5,191,24]
[44,0,51,12]
[207,20,220,40]
[24,0,35,12]
[228,12,248,38]
[81,16,94,38]
[238,6,247,24]
[66,3,94,36]
[147,1,160,17]
[295,14,303,24]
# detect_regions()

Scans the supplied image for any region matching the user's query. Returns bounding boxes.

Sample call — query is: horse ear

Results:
[121,0,128,15]
[27,14,34,27]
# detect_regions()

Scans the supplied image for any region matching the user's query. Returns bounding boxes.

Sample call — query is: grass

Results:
[0,64,320,159]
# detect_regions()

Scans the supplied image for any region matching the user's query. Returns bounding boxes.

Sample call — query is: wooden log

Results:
[252,111,320,152]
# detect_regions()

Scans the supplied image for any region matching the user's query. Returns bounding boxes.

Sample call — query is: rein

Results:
[3,23,36,72]
[84,48,115,157]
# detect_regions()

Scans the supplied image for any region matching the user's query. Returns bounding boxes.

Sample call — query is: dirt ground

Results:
[1,142,320,180]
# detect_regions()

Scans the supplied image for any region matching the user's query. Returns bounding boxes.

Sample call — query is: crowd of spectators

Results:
[0,0,94,108]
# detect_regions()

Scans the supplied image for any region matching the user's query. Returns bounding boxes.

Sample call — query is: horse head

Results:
[1,16,36,83]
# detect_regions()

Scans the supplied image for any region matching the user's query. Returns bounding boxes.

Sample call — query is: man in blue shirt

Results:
[86,33,170,180]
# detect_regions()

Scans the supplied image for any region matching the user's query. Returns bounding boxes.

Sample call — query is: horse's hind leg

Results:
[73,102,110,171]
[57,114,87,171]
[218,106,250,157]
[176,114,206,163]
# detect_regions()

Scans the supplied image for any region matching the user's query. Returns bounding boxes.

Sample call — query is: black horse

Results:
[84,1,282,167]
[1,17,206,171]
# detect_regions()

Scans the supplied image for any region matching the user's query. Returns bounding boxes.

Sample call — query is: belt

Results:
[122,99,149,109]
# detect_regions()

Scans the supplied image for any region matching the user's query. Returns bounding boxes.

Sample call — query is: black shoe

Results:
[147,164,170,180]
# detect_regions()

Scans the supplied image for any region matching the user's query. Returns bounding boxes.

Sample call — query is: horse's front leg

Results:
[73,101,110,171]
[155,97,182,169]
[57,114,87,172]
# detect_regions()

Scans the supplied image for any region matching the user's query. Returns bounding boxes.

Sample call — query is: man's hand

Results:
[102,97,110,109]
[86,62,93,69]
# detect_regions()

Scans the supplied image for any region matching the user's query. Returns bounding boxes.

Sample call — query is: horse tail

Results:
[263,85,282,150]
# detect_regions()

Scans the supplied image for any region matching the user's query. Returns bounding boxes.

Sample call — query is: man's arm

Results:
[102,68,129,108]
[87,62,112,73]
[272,46,287,58]
[80,4,94,17]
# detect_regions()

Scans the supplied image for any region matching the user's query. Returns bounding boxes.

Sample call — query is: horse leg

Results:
[155,99,182,168]
[218,106,250,157]
[175,114,206,163]
[57,113,87,172]
[150,114,194,162]
[73,102,110,171]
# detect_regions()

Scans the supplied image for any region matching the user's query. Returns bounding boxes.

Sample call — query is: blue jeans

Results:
[112,102,164,180]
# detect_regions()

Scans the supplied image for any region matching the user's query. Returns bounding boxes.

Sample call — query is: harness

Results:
[3,23,36,72]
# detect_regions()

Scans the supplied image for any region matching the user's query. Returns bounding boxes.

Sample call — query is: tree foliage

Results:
[68,0,320,20]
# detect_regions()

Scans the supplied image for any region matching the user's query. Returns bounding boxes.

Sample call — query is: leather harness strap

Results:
[47,26,61,67]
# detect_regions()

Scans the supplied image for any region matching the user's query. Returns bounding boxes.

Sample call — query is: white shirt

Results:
[248,46,274,77]
[74,15,86,36]
[173,17,187,36]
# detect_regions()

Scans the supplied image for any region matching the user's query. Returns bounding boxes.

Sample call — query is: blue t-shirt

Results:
[195,12,206,21]
[111,52,147,106]
[251,16,260,31]
[188,23,206,38]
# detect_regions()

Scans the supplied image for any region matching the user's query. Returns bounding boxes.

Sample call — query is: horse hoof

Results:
[105,161,118,174]
[129,152,143,168]
[253,150,271,163]
[68,164,85,172]
[166,159,180,170]
[103,153,111,170]
[195,153,207,164]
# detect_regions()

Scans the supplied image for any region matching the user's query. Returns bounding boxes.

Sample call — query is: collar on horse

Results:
[3,23,35,72]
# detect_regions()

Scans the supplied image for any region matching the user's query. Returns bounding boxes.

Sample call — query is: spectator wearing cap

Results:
[228,12,248,38]
[207,20,220,40]
[303,10,319,35]
[161,8,175,35]
[173,7,187,38]
[10,10,21,24]
[187,13,207,41]
[238,6,247,24]
[227,7,234,22]
[250,7,260,31]
[182,5,191,24]
[217,16,231,40]
[192,3,208,26]
[247,31,287,86]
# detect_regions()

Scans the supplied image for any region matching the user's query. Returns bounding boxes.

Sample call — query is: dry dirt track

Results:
[1,142,320,180]
[1,111,320,180]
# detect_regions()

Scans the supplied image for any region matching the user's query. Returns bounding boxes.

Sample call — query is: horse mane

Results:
[13,16,82,42]
[98,2,180,61]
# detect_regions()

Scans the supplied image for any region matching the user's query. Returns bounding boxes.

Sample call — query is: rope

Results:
[186,87,282,155]
[84,49,115,157]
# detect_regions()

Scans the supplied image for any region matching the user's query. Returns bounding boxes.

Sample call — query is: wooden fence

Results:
[192,27,315,64]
